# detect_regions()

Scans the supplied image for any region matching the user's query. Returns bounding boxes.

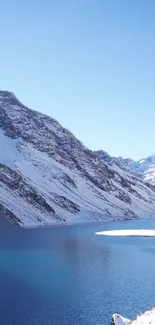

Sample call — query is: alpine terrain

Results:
[96,150,155,185]
[0,91,155,227]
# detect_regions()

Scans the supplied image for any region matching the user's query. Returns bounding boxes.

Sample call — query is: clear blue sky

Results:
[0,0,155,160]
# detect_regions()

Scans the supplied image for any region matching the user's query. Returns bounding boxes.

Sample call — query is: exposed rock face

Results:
[1,91,155,227]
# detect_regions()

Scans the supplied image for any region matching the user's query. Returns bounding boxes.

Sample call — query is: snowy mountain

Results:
[95,151,155,185]
[95,150,137,175]
[1,91,155,227]
[138,156,155,184]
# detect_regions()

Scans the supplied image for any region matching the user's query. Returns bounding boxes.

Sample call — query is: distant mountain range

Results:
[1,90,155,227]
[96,150,155,184]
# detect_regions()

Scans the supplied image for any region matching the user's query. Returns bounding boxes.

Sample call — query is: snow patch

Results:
[112,314,132,325]
[112,308,155,325]
[0,129,18,169]
[95,229,155,236]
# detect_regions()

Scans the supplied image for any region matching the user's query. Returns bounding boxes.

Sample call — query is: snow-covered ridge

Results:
[95,151,155,185]
[1,91,155,226]
[112,308,155,325]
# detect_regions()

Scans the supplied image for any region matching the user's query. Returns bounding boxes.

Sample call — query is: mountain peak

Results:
[0,90,28,114]
[139,155,155,164]
[0,90,16,98]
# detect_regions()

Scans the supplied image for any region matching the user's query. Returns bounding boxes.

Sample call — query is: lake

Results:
[0,215,155,325]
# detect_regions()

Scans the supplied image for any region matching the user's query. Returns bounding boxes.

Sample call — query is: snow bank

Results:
[95,229,155,237]
[112,314,131,325]
[112,308,155,325]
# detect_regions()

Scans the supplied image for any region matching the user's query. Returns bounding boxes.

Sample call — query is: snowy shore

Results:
[95,229,155,237]
[112,308,155,325]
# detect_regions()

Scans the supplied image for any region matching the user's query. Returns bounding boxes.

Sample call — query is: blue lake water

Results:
[1,217,155,325]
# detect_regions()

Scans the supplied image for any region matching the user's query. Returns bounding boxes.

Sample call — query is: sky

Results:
[0,0,155,160]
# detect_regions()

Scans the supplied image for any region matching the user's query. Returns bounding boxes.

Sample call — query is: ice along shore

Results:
[95,229,155,237]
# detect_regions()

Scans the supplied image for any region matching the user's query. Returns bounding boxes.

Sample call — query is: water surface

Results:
[0,215,155,325]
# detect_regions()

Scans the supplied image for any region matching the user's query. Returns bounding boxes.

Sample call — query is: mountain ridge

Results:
[1,91,155,227]
[95,150,155,185]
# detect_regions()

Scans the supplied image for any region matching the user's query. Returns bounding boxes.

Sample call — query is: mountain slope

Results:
[95,150,155,185]
[1,91,155,227]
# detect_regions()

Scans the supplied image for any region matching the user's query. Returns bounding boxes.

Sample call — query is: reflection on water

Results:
[0,218,155,324]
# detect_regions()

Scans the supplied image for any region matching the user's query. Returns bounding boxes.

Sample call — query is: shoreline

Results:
[19,216,155,230]
[95,229,155,237]
[1,207,155,230]
[112,307,155,325]
[0,208,14,229]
